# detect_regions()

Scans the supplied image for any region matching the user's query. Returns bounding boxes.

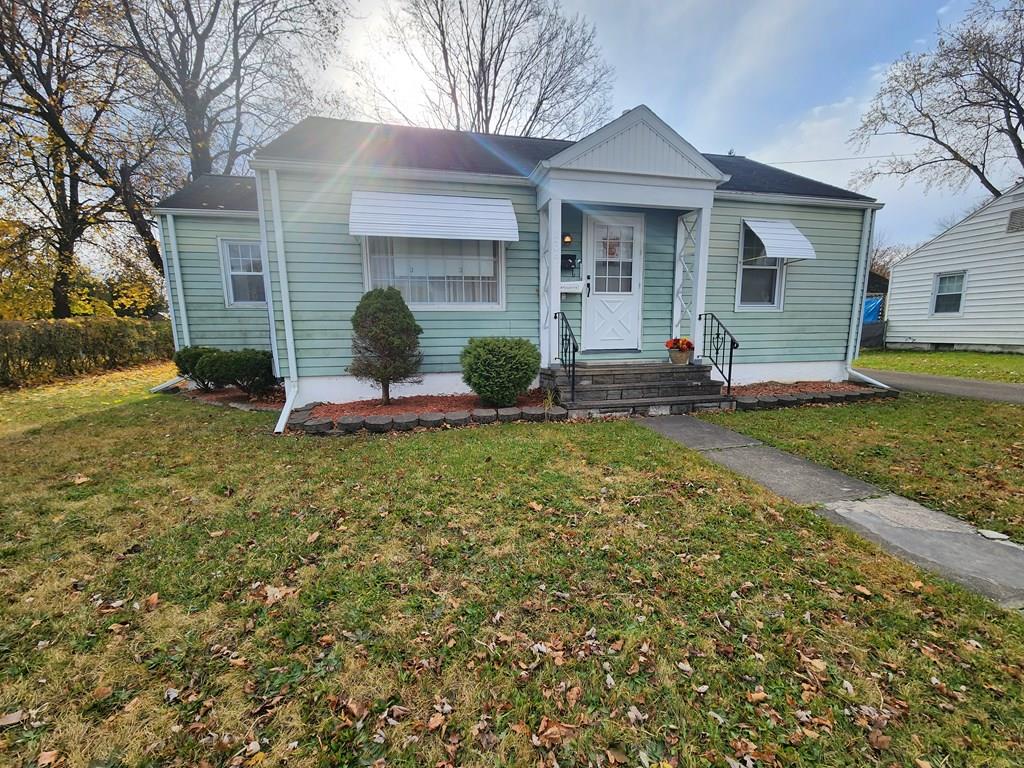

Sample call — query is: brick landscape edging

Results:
[284,388,900,435]
[732,387,899,412]
[286,405,570,435]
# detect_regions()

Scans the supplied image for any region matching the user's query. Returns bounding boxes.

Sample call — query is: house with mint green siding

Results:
[154,105,883,431]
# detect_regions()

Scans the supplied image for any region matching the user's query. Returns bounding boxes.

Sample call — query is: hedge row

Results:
[0,317,174,388]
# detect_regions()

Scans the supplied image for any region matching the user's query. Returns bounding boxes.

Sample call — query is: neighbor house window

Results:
[221,240,265,305]
[932,271,966,314]
[737,224,783,309]
[365,236,502,308]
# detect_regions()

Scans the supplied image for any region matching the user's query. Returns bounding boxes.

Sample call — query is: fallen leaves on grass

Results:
[256,584,298,606]
[0,710,25,727]
[532,716,577,748]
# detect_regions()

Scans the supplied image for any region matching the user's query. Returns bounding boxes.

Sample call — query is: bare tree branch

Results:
[851,0,1024,197]
[364,0,612,139]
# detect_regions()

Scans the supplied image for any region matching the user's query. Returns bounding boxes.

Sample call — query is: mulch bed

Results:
[312,388,546,419]
[732,380,871,398]
[182,386,284,411]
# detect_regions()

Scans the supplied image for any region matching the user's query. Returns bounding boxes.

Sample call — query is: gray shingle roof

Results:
[704,153,873,202]
[256,117,575,177]
[159,118,874,211]
[155,175,257,212]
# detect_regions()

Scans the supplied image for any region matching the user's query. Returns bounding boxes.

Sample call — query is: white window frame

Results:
[734,221,786,312]
[930,270,967,316]
[360,235,507,312]
[219,238,266,308]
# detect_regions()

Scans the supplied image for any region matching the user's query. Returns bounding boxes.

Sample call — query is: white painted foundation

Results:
[290,361,848,407]
[725,360,848,385]
[294,372,473,407]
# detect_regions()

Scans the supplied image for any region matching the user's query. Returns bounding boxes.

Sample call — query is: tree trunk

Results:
[118,164,165,274]
[381,380,390,405]
[51,242,74,318]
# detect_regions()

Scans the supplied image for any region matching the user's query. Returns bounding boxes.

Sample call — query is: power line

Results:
[764,153,912,165]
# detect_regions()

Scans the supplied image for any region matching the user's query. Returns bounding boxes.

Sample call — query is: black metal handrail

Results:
[698,312,740,395]
[554,311,579,402]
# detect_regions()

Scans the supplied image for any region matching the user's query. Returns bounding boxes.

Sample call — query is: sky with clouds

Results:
[339,0,998,244]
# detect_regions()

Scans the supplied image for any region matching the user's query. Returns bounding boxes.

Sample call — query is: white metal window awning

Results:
[744,218,817,262]
[349,190,520,241]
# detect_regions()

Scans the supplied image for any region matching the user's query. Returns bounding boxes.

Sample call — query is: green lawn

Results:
[2,368,1024,767]
[855,349,1024,384]
[705,394,1024,541]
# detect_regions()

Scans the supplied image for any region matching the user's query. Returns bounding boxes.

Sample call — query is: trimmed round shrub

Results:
[191,351,235,391]
[173,345,218,382]
[460,337,541,407]
[223,349,277,396]
[347,287,423,404]
[192,349,278,396]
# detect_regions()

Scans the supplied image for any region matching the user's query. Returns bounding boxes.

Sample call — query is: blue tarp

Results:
[863,296,883,324]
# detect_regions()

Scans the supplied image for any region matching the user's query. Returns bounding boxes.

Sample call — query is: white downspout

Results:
[154,216,180,350]
[167,213,191,347]
[254,170,282,378]
[269,168,300,433]
[846,207,885,386]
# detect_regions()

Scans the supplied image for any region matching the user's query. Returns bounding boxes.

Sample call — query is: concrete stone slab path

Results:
[643,414,1024,609]
[855,368,1024,404]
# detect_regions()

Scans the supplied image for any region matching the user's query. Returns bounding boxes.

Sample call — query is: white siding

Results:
[887,188,1024,348]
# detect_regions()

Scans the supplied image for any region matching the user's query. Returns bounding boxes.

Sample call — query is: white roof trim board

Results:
[349,190,520,241]
[744,218,817,262]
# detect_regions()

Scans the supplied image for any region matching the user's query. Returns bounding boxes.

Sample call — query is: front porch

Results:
[530,106,735,409]
[540,359,733,415]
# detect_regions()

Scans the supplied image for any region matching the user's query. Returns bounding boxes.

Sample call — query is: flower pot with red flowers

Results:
[664,337,695,364]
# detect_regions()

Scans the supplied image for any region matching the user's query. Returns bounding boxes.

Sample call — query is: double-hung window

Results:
[221,240,265,306]
[737,224,783,309]
[932,271,966,314]
[365,236,503,309]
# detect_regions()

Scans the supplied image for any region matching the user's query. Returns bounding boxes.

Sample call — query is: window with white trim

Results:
[738,224,783,308]
[365,236,502,307]
[221,240,265,305]
[932,271,966,314]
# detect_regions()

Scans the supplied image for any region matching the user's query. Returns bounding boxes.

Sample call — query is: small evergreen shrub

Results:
[348,288,423,404]
[460,337,540,407]
[173,345,218,380]
[191,351,235,391]
[225,349,277,396]
[192,349,277,396]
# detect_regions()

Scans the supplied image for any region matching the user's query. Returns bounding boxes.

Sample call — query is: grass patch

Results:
[1,368,1023,766]
[704,394,1024,541]
[855,350,1024,384]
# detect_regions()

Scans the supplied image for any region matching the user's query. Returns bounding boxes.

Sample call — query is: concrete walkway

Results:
[644,415,1024,609]
[856,368,1024,404]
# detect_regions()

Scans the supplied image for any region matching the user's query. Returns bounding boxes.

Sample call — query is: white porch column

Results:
[690,205,712,357]
[538,198,562,366]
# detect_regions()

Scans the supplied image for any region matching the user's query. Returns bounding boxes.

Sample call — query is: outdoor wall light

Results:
[562,232,573,245]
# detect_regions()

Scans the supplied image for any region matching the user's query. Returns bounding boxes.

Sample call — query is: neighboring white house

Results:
[886,181,1024,353]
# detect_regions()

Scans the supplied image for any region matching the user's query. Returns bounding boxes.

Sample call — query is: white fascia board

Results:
[248,157,534,186]
[152,207,259,219]
[535,169,715,211]
[714,190,884,210]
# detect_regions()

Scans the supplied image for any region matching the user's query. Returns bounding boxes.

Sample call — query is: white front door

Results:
[582,213,644,350]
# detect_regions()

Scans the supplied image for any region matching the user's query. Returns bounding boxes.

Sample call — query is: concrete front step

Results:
[566,394,735,416]
[567,382,724,401]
